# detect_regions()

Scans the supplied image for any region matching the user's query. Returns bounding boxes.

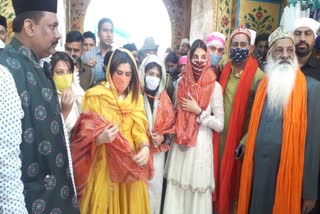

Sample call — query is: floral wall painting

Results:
[238,0,282,35]
[215,0,237,37]
[0,0,15,43]
[244,5,275,33]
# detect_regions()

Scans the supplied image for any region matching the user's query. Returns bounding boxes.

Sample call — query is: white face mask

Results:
[145,76,160,91]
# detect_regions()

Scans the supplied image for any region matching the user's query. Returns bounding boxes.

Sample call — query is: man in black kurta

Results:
[0,0,79,213]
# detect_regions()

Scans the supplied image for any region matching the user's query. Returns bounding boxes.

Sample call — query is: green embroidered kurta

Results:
[0,38,79,213]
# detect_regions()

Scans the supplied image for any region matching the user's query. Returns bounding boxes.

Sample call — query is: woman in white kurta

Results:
[139,55,176,214]
[164,39,224,214]
[51,51,84,138]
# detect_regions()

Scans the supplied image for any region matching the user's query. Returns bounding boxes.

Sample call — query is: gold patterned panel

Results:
[214,0,237,38]
[69,0,92,31]
[163,0,191,50]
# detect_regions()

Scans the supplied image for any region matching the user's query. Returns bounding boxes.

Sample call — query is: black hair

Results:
[107,49,140,102]
[83,31,96,42]
[255,34,270,46]
[103,50,113,67]
[50,51,74,75]
[12,11,44,33]
[98,18,113,32]
[145,62,162,78]
[165,52,179,64]
[189,39,207,60]
[66,30,84,44]
[123,43,137,52]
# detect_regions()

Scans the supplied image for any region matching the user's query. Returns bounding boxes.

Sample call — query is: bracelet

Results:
[197,109,203,116]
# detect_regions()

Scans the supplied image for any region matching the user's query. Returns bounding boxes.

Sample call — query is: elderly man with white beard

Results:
[236,26,320,214]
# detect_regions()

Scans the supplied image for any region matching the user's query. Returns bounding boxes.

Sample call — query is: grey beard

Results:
[264,57,299,115]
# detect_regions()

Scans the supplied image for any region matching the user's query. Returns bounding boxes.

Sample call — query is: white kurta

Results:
[0,65,28,213]
[57,71,84,138]
[149,152,166,214]
[163,82,224,214]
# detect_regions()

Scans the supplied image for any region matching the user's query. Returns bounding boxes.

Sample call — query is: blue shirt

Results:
[82,46,105,83]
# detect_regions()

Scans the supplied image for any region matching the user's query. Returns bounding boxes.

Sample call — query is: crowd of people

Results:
[1,0,320,214]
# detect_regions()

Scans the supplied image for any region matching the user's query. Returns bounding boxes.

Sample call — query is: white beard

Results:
[264,56,299,115]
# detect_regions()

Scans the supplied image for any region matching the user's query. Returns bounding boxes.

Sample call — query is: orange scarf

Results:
[175,51,216,147]
[237,70,307,214]
[148,91,176,153]
[71,112,153,200]
[217,56,259,214]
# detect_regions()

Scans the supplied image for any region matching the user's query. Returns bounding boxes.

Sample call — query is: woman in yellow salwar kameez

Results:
[71,48,151,214]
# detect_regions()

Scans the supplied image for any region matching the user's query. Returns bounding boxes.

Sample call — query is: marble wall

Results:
[189,0,214,42]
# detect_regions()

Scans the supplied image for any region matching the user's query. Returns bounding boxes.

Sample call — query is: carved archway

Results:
[69,0,191,49]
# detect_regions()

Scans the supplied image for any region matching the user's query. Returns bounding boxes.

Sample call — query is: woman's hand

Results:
[96,123,119,145]
[152,133,165,146]
[133,145,150,167]
[61,87,76,120]
[180,94,202,115]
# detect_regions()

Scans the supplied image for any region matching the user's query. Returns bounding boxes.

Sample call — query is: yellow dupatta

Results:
[78,48,151,214]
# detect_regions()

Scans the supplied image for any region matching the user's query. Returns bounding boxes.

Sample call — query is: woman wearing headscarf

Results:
[71,48,152,214]
[163,39,224,214]
[139,55,176,214]
[50,51,84,138]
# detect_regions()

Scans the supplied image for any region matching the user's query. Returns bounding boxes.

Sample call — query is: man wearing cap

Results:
[179,38,190,56]
[123,43,141,66]
[293,17,320,81]
[237,26,320,214]
[140,37,159,61]
[0,0,79,213]
[82,18,114,85]
[205,32,226,79]
[216,25,264,214]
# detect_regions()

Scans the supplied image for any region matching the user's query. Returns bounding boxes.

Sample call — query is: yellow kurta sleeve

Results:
[131,121,149,149]
[82,93,103,113]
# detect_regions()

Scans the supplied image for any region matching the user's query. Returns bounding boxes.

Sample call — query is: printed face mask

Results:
[112,74,131,94]
[145,76,160,91]
[191,60,206,73]
[230,48,249,64]
[210,53,223,66]
[53,74,73,92]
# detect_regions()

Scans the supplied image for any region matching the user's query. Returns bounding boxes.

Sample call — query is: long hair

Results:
[109,49,140,103]
[189,39,208,60]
